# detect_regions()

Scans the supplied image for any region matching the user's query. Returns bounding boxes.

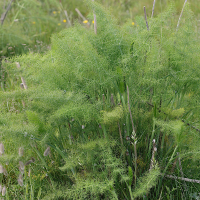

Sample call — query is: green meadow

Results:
[0,0,200,199]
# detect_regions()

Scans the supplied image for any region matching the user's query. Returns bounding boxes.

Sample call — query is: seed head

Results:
[25,160,32,165]
[19,161,24,174]
[18,174,23,186]
[3,168,7,176]
[0,165,4,173]
[126,136,130,141]
[19,147,24,157]
[43,146,50,157]
[2,186,6,196]
[20,83,24,89]
[28,168,31,177]
[0,143,4,155]
[25,157,35,166]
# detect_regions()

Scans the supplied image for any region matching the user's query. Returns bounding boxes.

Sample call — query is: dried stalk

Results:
[166,175,200,184]
[177,153,184,177]
[149,139,157,171]
[177,152,188,191]
[16,62,28,89]
[176,0,188,31]
[92,0,97,34]
[1,0,14,26]
[127,86,136,134]
[20,77,28,89]
[3,0,6,10]
[75,8,90,26]
[110,93,115,107]
[118,122,123,145]
[16,62,27,108]
[151,0,156,18]
[144,6,149,30]
[127,85,137,183]
[64,10,71,26]
[170,157,178,173]
[102,94,105,109]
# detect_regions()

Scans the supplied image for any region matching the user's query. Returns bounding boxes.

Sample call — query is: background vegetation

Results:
[0,0,200,199]
[0,0,200,58]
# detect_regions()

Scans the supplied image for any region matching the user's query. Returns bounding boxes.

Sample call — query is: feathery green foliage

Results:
[132,164,160,198]
[1,0,200,199]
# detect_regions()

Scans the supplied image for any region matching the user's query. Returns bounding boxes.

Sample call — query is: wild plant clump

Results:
[1,0,200,199]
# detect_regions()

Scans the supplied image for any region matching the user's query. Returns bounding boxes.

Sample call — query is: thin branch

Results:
[146,102,200,133]
[127,85,137,184]
[146,102,167,115]
[181,119,200,132]
[144,6,149,30]
[64,10,71,26]
[176,0,188,31]
[75,8,90,26]
[165,175,200,184]
[1,0,14,26]
[75,8,86,21]
[151,0,156,18]
[93,13,97,34]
